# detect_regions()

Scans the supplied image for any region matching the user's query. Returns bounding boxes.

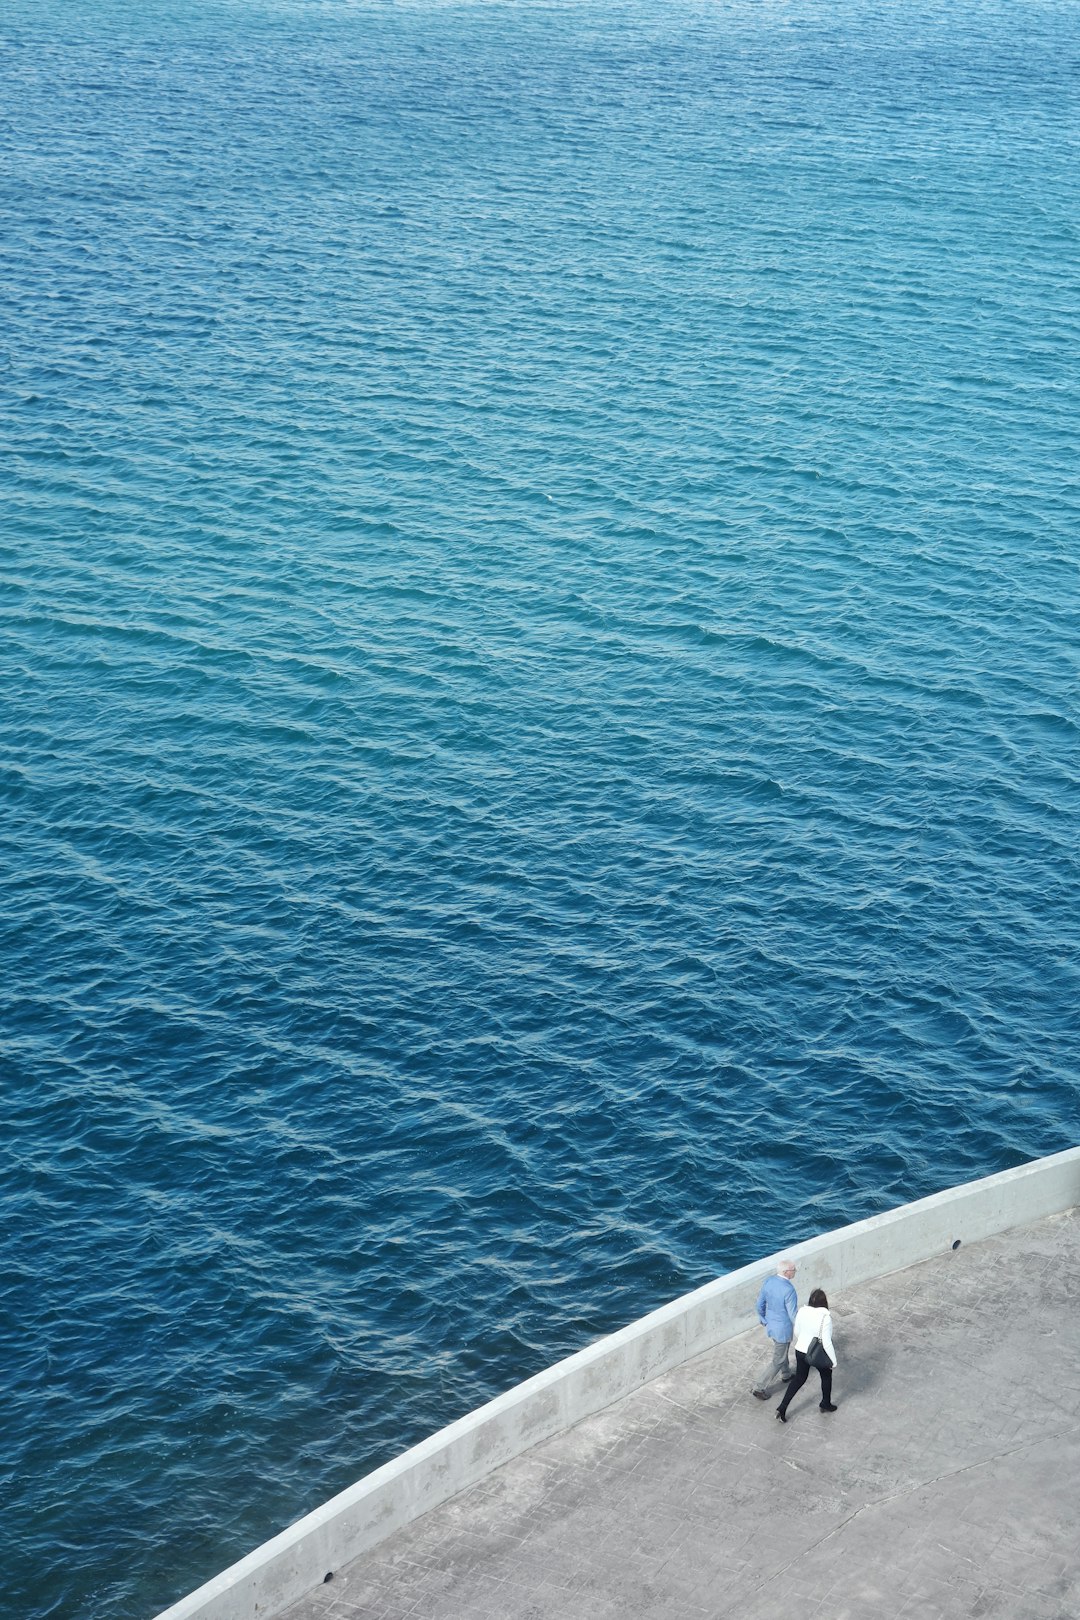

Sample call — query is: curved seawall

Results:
[155,1146,1080,1620]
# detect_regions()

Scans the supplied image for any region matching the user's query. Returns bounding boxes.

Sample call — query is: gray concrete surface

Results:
[280,1208,1080,1620]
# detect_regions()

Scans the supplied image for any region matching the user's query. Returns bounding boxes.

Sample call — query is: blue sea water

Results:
[2,0,1078,1613]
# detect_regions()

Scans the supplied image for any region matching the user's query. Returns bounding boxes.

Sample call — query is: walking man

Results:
[751,1259,797,1400]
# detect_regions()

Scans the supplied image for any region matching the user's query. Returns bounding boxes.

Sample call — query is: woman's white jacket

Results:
[792,1304,837,1367]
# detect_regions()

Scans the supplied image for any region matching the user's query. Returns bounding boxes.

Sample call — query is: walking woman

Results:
[776,1288,837,1421]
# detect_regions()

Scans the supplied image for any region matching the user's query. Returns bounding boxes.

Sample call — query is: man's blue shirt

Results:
[757,1275,797,1341]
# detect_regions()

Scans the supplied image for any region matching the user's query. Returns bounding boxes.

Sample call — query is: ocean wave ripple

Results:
[1,0,1079,1615]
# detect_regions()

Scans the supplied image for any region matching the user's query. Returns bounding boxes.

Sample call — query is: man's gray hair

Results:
[776,1258,796,1276]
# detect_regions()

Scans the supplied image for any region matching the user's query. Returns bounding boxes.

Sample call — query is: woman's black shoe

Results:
[775,1408,787,1423]
[819,1403,838,1412]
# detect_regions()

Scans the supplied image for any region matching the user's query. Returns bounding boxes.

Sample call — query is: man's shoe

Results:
[752,1389,768,1400]
[819,1403,838,1412]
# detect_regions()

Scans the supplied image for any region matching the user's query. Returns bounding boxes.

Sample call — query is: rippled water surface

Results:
[3,0,1079,1614]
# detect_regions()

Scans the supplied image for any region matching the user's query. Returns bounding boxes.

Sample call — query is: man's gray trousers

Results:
[753,1335,792,1394]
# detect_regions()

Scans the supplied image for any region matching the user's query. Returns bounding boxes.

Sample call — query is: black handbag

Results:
[805,1335,832,1371]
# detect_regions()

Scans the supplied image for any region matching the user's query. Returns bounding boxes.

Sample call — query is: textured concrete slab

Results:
[279,1208,1080,1620]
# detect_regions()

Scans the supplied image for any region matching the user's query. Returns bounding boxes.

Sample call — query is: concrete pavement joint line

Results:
[894,1572,1035,1618]
[715,1428,1062,1618]
[652,1388,705,1422]
[936,1542,980,1571]
[737,1436,813,1478]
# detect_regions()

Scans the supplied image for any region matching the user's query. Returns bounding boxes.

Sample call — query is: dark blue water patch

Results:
[2,0,1079,1616]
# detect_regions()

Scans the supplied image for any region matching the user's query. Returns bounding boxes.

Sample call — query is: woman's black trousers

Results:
[777,1349,832,1414]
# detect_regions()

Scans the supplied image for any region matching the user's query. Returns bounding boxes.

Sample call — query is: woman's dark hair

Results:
[808,1288,829,1309]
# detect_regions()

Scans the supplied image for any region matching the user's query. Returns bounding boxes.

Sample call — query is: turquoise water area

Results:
[3,0,1078,1614]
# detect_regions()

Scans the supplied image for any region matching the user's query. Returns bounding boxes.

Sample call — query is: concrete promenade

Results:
[279,1207,1080,1620]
